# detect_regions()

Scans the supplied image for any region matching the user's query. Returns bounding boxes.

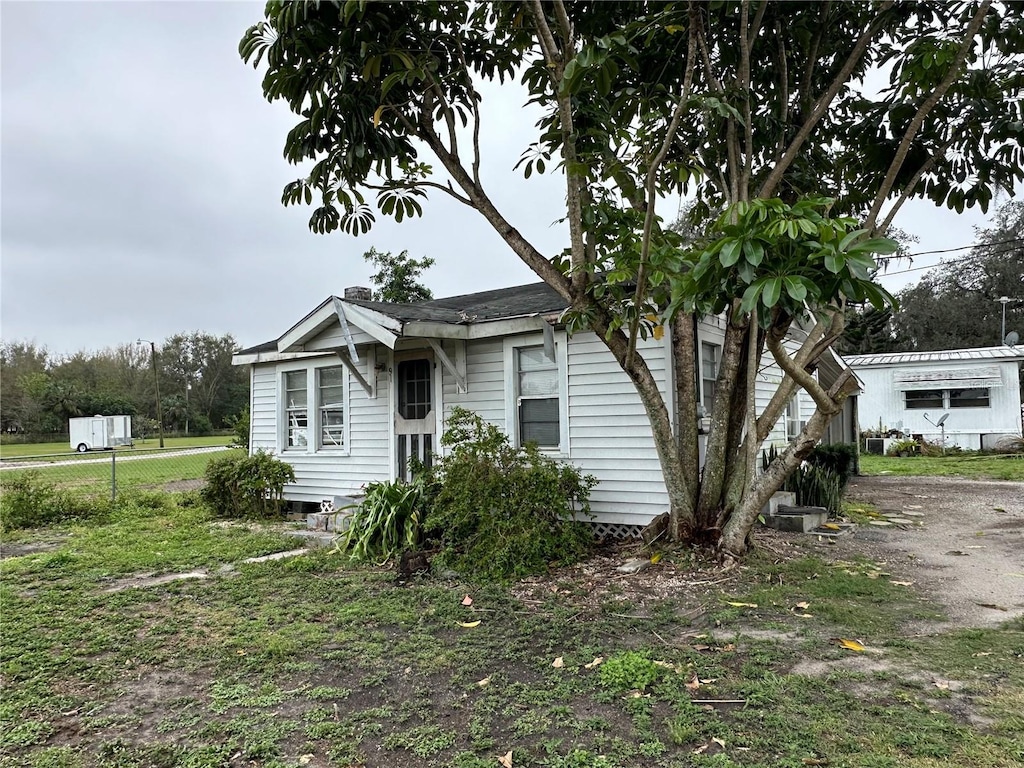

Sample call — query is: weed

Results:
[598,651,665,694]
[381,724,457,757]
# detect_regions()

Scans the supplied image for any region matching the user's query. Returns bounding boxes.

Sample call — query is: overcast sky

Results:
[0,1,1008,357]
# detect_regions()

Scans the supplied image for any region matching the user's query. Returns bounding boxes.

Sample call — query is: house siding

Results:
[249,348,392,503]
[853,361,1023,449]
[440,339,506,430]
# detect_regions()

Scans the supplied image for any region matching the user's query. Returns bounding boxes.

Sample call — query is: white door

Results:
[394,352,435,481]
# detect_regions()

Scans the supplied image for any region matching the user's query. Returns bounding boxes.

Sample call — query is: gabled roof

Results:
[235,282,568,360]
[845,346,1024,367]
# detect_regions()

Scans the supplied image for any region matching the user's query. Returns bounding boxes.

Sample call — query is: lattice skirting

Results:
[589,522,643,540]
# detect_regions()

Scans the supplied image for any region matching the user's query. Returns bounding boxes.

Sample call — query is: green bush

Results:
[0,471,110,530]
[424,408,596,581]
[805,442,858,488]
[200,450,295,519]
[227,407,250,450]
[338,477,426,564]
[886,438,920,457]
[763,445,845,516]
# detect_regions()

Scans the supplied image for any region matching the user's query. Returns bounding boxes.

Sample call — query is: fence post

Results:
[111,450,117,502]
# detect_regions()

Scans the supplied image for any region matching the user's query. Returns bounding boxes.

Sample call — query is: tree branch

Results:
[758,1,894,199]
[865,1,990,232]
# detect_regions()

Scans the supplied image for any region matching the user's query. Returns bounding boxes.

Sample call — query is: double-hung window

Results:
[282,364,348,452]
[284,371,308,449]
[701,342,720,408]
[317,366,345,448]
[785,396,800,441]
[506,335,567,454]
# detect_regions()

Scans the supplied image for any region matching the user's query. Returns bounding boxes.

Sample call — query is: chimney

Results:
[344,286,373,301]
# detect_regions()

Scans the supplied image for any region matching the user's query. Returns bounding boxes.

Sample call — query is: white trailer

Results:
[69,415,133,452]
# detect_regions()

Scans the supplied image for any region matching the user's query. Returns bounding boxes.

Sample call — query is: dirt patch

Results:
[0,535,67,559]
[840,475,1024,629]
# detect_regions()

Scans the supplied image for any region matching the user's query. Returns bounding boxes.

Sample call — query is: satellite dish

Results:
[937,413,949,427]
[1006,331,1020,347]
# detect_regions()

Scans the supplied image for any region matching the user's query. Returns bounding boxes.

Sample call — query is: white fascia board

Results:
[277,301,337,353]
[340,303,402,348]
[404,316,549,341]
[231,350,333,366]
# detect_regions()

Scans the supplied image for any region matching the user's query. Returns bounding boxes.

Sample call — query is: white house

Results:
[233,282,844,536]
[845,346,1024,450]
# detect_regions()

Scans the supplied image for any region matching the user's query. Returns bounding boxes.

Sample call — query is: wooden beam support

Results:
[427,339,467,393]
[332,297,360,363]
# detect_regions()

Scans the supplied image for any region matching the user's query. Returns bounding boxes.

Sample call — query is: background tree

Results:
[0,342,51,433]
[243,1,1023,561]
[363,247,435,302]
[892,200,1024,350]
[158,332,248,428]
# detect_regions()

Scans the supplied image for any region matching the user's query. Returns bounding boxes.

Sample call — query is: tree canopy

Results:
[363,247,435,303]
[243,0,1023,560]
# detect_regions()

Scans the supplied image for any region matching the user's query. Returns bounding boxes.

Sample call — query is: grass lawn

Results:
[860,453,1024,481]
[2,497,1022,767]
[0,435,232,460]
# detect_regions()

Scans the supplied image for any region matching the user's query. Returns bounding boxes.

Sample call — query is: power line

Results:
[878,236,1024,262]
[876,245,1023,278]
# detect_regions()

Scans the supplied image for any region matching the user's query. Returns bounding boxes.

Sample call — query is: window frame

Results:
[316,365,347,450]
[785,396,800,442]
[700,342,720,410]
[504,333,568,456]
[904,387,992,410]
[279,361,349,455]
[948,387,991,409]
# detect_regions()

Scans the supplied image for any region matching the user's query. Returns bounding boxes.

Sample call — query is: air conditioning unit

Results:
[864,437,893,455]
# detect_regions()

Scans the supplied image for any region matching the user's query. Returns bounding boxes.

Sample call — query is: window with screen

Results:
[317,366,345,448]
[398,359,432,420]
[284,370,308,448]
[517,346,560,448]
[701,343,720,407]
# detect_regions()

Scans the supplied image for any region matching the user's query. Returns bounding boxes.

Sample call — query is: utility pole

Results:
[138,339,165,448]
[998,296,1010,344]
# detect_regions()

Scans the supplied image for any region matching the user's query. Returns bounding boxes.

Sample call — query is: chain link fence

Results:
[0,446,240,501]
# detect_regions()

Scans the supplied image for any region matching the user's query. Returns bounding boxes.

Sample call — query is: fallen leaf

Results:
[498,749,513,768]
[236,650,247,656]
[477,676,491,687]
[298,755,314,766]
[933,681,950,690]
[458,620,481,628]
[692,744,709,755]
[836,638,866,652]
[890,580,914,587]
[795,613,814,619]
[650,552,663,564]
[724,601,758,608]
[628,691,651,698]
[584,656,604,669]
[795,601,811,610]
[712,737,726,748]
[685,674,701,691]
[461,594,473,606]
[801,759,829,766]
[552,656,564,668]
[972,652,993,657]
[822,523,841,530]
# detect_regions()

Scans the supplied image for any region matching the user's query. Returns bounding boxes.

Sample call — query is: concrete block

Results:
[772,505,828,533]
[761,491,796,519]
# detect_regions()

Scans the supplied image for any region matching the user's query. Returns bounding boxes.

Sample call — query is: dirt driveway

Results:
[841,474,1024,629]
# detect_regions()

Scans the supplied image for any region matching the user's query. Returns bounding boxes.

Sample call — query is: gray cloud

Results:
[0,1,1005,356]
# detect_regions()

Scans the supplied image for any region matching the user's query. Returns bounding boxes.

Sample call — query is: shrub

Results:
[805,443,858,489]
[201,450,295,519]
[424,408,596,581]
[227,407,250,450]
[763,445,845,516]
[338,477,427,564]
[0,471,110,530]
[886,438,920,457]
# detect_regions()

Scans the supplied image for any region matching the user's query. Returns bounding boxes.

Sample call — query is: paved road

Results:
[0,445,232,470]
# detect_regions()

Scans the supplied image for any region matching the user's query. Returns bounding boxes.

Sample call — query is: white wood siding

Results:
[305,323,377,350]
[566,333,671,526]
[249,349,392,503]
[440,339,506,431]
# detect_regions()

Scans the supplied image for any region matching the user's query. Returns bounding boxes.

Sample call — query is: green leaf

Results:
[739,281,764,314]
[824,252,846,274]
[719,239,742,267]
[742,239,764,266]
[783,276,807,302]
[762,277,783,308]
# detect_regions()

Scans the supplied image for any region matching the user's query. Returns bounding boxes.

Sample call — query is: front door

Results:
[394,353,435,481]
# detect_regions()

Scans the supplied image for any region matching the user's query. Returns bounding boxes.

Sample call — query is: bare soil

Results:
[840,474,1024,629]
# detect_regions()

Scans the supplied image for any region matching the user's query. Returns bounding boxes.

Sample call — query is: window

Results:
[318,366,345,448]
[517,346,559,447]
[905,389,943,409]
[284,370,308,448]
[701,343,720,407]
[785,397,800,441]
[397,359,432,420]
[949,388,990,408]
[282,364,348,452]
[905,388,991,410]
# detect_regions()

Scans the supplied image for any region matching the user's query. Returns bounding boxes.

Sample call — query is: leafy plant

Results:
[0,471,110,530]
[227,407,250,450]
[425,408,596,581]
[886,438,921,457]
[200,450,295,519]
[597,651,665,694]
[806,443,858,489]
[337,478,426,564]
[762,445,845,516]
